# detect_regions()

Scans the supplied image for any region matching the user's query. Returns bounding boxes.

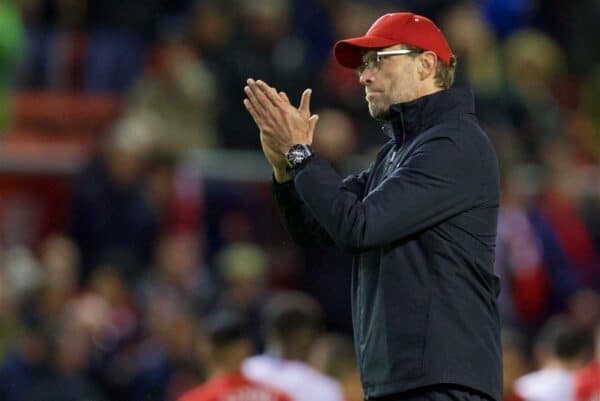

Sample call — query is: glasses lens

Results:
[356,55,377,77]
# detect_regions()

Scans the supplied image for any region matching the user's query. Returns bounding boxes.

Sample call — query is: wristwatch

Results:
[285,144,314,170]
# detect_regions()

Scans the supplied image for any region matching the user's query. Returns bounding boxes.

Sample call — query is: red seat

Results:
[9,91,122,139]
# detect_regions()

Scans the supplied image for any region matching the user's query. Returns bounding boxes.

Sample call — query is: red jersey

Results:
[575,360,600,401]
[178,372,292,401]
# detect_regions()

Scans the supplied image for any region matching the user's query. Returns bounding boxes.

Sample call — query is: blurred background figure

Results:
[69,113,160,282]
[178,310,292,401]
[311,108,358,173]
[125,38,219,152]
[574,324,600,401]
[242,291,345,401]
[215,241,271,349]
[309,333,362,401]
[137,232,216,318]
[501,329,529,401]
[514,316,592,401]
[83,0,162,94]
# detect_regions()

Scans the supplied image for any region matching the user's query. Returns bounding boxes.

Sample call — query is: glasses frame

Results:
[356,49,417,76]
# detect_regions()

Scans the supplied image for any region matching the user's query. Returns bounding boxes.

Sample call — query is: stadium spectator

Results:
[83,0,163,93]
[137,232,216,318]
[215,242,271,350]
[501,329,528,401]
[575,324,600,401]
[515,316,592,401]
[69,113,160,282]
[242,291,345,401]
[126,39,219,151]
[178,310,292,401]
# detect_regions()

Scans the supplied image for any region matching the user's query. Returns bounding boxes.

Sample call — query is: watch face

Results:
[286,145,312,167]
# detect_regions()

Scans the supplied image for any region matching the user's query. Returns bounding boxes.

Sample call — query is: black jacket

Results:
[273,88,502,400]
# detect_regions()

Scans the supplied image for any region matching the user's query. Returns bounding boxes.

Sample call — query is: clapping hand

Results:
[243,79,319,179]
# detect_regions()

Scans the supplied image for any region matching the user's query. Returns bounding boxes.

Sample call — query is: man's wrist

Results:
[273,167,292,183]
[285,144,313,170]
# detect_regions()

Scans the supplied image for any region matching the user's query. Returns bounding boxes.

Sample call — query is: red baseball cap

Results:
[333,12,453,69]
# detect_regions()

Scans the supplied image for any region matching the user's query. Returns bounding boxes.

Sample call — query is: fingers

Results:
[279,91,290,104]
[299,88,312,115]
[255,80,284,107]
[246,79,282,110]
[244,81,271,113]
[243,98,262,126]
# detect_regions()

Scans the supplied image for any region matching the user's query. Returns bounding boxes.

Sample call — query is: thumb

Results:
[308,114,319,142]
[299,88,312,115]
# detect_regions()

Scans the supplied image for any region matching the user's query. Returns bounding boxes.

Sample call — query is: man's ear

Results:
[418,52,437,80]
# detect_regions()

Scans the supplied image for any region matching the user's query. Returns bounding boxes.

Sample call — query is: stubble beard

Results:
[367,100,391,122]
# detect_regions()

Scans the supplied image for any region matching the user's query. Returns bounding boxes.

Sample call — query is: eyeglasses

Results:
[355,49,417,77]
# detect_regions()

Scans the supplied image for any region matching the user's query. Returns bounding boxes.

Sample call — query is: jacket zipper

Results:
[383,109,407,178]
[357,109,408,387]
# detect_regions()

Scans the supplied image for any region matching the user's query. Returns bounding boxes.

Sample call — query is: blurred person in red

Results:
[515,316,592,401]
[537,140,600,290]
[575,324,600,401]
[494,164,553,326]
[242,291,345,401]
[178,310,292,401]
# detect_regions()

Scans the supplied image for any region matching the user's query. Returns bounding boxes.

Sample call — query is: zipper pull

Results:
[383,149,397,177]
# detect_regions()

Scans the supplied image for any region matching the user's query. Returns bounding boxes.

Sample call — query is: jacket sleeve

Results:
[272,164,373,247]
[291,134,481,251]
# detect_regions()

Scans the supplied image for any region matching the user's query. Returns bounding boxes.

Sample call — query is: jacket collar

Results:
[382,87,476,145]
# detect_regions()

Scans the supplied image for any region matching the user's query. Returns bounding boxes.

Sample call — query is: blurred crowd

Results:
[0,0,599,400]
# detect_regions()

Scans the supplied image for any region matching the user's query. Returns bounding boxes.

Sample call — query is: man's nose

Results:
[359,68,375,86]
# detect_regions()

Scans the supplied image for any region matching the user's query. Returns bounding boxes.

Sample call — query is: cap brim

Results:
[333,36,401,69]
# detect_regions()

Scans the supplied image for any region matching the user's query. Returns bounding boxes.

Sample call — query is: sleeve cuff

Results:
[289,154,318,179]
[272,154,320,203]
[272,174,297,204]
